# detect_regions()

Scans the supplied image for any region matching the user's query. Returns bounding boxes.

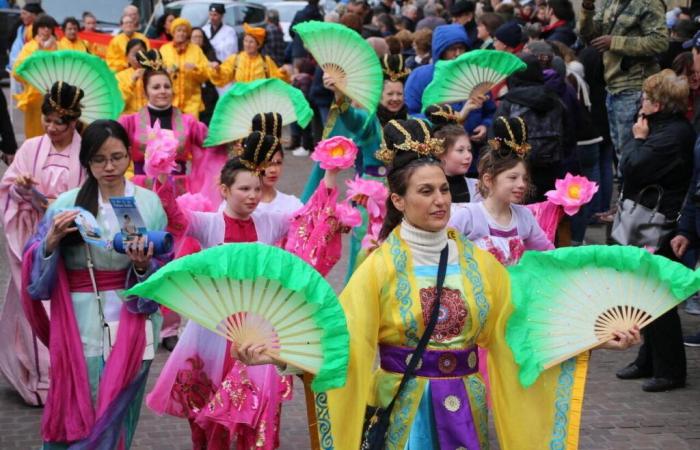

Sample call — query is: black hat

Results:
[209,3,226,14]
[251,112,283,139]
[488,116,530,158]
[376,119,445,168]
[381,54,411,82]
[45,81,84,119]
[507,53,543,87]
[450,0,475,17]
[494,20,523,49]
[23,3,44,14]
[425,104,460,131]
[235,131,281,175]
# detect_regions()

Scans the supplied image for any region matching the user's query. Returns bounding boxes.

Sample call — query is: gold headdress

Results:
[47,81,83,118]
[382,54,411,83]
[375,119,445,164]
[137,49,166,72]
[234,131,281,176]
[487,116,531,158]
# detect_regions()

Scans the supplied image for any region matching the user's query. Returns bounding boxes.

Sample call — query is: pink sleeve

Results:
[521,206,555,251]
[154,178,190,240]
[283,180,343,276]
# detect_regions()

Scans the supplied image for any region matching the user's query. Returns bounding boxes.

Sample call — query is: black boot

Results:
[642,377,685,392]
[616,363,652,380]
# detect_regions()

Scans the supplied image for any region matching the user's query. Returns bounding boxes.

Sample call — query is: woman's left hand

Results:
[596,326,641,351]
[633,115,649,140]
[126,235,154,273]
[231,341,276,366]
[471,125,487,142]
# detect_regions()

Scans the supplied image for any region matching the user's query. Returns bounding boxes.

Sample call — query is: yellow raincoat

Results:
[210,51,289,86]
[322,227,589,450]
[158,42,210,119]
[106,32,150,72]
[116,68,147,115]
[13,40,58,138]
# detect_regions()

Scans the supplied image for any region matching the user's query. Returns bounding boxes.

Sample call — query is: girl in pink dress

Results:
[0,81,86,405]
[148,130,345,450]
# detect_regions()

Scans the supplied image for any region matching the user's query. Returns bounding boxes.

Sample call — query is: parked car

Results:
[264,1,306,42]
[147,0,266,47]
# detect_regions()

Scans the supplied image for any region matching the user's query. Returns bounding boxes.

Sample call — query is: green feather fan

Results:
[421,50,525,111]
[125,243,349,392]
[293,21,383,115]
[204,78,313,147]
[14,50,124,122]
[506,245,700,387]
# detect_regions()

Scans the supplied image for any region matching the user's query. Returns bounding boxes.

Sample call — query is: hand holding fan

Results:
[293,21,383,115]
[14,50,125,122]
[506,245,700,387]
[421,50,526,111]
[125,243,349,391]
[203,78,313,146]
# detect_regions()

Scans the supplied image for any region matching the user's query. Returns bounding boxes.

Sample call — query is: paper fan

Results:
[506,245,700,387]
[293,21,383,115]
[421,50,526,111]
[203,78,313,146]
[14,50,124,123]
[125,243,348,391]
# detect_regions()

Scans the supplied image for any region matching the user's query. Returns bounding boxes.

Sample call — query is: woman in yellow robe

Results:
[315,119,640,450]
[13,15,59,139]
[209,23,289,86]
[159,18,210,119]
[57,17,89,52]
[116,38,149,114]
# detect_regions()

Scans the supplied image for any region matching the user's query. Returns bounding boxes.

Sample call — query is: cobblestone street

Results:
[1,114,699,449]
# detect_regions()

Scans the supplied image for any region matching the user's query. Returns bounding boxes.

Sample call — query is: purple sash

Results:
[380,344,482,450]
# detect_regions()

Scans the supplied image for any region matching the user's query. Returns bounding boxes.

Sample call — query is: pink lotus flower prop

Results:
[176,192,215,213]
[545,173,598,216]
[336,202,362,228]
[144,120,178,177]
[311,136,358,170]
[345,176,388,219]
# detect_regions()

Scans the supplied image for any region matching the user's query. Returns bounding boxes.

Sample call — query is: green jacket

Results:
[578,0,668,94]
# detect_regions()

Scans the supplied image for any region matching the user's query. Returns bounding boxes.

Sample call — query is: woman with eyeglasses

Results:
[0,81,86,406]
[21,119,167,449]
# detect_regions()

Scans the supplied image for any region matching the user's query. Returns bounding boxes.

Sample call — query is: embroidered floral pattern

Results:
[476,235,526,266]
[171,355,217,418]
[419,286,468,342]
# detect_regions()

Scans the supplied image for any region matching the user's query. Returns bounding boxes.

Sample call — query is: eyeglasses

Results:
[89,153,129,168]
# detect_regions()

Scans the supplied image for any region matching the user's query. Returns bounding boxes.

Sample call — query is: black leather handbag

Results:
[360,245,448,450]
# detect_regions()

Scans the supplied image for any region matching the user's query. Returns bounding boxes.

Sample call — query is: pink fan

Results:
[345,176,388,219]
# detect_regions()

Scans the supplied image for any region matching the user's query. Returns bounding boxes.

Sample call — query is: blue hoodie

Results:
[404,24,495,134]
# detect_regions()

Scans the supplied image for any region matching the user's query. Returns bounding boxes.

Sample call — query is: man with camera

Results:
[578,0,668,175]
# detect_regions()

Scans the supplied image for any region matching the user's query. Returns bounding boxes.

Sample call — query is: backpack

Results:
[506,99,567,167]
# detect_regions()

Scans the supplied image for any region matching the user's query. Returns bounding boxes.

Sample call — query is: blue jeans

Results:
[606,89,642,175]
[570,142,601,242]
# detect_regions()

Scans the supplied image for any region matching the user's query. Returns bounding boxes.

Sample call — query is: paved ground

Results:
[2,94,700,449]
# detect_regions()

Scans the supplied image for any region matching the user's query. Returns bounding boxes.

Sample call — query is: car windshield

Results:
[42,0,131,25]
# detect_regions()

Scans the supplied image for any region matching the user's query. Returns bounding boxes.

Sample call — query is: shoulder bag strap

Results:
[382,244,449,416]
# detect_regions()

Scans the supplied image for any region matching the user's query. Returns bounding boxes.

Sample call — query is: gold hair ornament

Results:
[138,50,166,71]
[382,54,411,82]
[47,81,82,117]
[235,134,280,176]
[487,116,531,158]
[375,120,445,164]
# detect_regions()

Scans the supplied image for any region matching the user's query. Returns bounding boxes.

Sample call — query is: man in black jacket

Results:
[0,90,17,164]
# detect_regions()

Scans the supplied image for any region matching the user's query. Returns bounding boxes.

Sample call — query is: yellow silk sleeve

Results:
[478,256,590,450]
[190,45,210,84]
[326,248,385,450]
[265,55,290,83]
[106,35,128,72]
[210,54,236,86]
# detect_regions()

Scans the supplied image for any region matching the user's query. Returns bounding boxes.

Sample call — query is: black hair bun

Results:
[251,112,283,139]
[47,81,84,118]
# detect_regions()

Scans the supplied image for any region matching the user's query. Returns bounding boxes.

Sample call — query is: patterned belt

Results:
[379,344,479,378]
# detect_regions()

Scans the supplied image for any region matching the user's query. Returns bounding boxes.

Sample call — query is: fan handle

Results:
[321,63,365,109]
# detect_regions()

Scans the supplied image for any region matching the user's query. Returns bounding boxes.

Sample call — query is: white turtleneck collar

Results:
[400,219,448,252]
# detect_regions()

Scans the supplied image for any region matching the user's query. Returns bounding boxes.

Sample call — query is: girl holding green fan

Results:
[147,131,346,450]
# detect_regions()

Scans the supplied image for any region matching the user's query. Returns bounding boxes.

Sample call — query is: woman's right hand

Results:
[208,61,220,70]
[323,73,344,102]
[15,173,37,190]
[45,210,80,255]
[671,235,690,258]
